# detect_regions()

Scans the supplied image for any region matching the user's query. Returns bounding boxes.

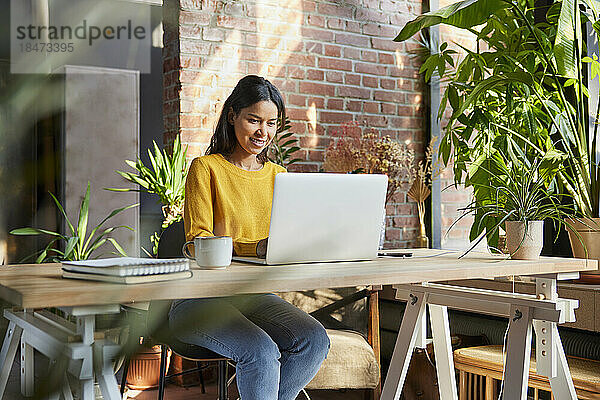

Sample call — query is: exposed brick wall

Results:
[162,0,426,249]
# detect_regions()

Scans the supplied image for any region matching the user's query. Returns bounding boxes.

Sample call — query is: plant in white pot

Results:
[453,150,573,260]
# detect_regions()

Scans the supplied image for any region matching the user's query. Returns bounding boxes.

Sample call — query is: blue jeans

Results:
[168,294,330,400]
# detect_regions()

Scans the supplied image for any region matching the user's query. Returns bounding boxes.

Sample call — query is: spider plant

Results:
[10,182,136,263]
[452,150,574,255]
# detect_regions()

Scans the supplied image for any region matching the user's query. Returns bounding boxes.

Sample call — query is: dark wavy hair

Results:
[206,75,286,163]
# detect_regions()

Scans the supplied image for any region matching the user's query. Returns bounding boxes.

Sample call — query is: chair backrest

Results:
[147,221,186,336]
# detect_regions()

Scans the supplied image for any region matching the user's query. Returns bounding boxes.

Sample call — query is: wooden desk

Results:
[0,249,594,400]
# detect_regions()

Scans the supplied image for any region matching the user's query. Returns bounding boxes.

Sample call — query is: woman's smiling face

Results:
[229,100,278,157]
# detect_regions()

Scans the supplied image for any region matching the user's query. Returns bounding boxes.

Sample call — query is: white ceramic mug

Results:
[182,236,233,269]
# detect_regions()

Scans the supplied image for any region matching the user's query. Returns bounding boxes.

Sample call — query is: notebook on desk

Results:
[233,173,388,265]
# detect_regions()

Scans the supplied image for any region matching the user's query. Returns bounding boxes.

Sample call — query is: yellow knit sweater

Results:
[183,153,286,256]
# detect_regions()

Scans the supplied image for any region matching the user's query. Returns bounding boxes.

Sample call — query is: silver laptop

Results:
[233,173,388,265]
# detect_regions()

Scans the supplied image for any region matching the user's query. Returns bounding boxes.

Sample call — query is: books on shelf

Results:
[62,257,189,276]
[62,270,192,284]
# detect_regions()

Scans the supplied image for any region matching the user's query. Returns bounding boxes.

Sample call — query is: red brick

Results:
[299,82,335,96]
[286,40,303,52]
[271,79,297,92]
[288,94,307,106]
[324,44,342,57]
[180,40,211,55]
[301,27,334,41]
[180,114,204,129]
[327,18,344,30]
[202,28,224,41]
[180,0,205,10]
[289,163,319,172]
[344,73,361,85]
[164,70,180,87]
[282,53,316,67]
[246,62,261,75]
[289,122,307,135]
[180,24,202,38]
[356,62,387,75]
[380,78,396,89]
[299,136,331,148]
[327,99,344,110]
[390,117,422,129]
[389,66,419,78]
[335,33,370,47]
[245,33,282,49]
[374,90,405,103]
[364,101,379,113]
[307,69,324,80]
[216,15,256,31]
[288,66,306,79]
[372,37,401,51]
[308,149,325,162]
[326,71,344,83]
[385,228,401,241]
[320,111,352,123]
[308,15,325,27]
[364,115,388,127]
[346,21,361,33]
[338,86,371,99]
[307,97,325,108]
[390,13,411,27]
[180,11,211,25]
[363,76,378,87]
[224,1,244,15]
[343,47,360,59]
[302,0,316,12]
[318,3,353,18]
[346,100,361,111]
[180,85,201,98]
[397,78,413,91]
[267,64,287,77]
[287,107,310,121]
[379,53,395,64]
[305,42,323,54]
[318,57,352,71]
[382,103,396,114]
[363,23,397,37]
[361,50,378,62]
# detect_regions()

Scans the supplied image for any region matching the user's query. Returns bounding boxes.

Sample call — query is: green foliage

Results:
[454,151,573,251]
[10,182,136,262]
[269,116,302,168]
[108,135,188,256]
[396,0,600,234]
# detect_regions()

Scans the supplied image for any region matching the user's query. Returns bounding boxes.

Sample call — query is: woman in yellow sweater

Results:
[169,75,330,399]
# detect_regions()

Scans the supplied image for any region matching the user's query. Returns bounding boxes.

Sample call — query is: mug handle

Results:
[182,241,194,259]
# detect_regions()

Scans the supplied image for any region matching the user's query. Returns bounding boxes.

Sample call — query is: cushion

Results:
[306,329,380,390]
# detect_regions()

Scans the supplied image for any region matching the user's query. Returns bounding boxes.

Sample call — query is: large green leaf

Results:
[395,0,509,42]
[555,0,581,78]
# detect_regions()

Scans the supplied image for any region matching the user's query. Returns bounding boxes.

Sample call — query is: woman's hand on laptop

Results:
[257,238,268,259]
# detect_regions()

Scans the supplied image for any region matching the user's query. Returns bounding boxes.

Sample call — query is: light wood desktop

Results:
[0,249,595,400]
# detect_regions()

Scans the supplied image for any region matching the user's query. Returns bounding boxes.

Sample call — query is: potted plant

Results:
[452,150,573,259]
[10,182,135,262]
[395,0,600,263]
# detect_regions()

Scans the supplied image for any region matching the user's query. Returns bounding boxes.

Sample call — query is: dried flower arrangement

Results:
[406,138,443,247]
[323,121,415,203]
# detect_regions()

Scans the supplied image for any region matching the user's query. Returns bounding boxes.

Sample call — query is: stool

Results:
[453,345,600,400]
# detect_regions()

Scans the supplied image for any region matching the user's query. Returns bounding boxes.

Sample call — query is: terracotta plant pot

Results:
[505,221,544,260]
[126,345,172,390]
[566,217,600,275]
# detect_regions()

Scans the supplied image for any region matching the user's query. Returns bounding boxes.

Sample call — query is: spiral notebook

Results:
[62,257,190,277]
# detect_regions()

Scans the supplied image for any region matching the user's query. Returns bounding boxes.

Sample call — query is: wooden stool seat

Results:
[454,345,600,400]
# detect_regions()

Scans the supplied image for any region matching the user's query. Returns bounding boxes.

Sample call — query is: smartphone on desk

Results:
[378,251,413,258]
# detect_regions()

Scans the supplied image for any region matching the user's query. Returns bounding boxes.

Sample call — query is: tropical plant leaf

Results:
[395,0,509,41]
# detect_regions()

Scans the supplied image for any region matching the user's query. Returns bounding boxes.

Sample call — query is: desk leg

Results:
[78,315,95,400]
[429,305,457,400]
[502,305,533,400]
[544,324,576,399]
[381,290,428,400]
[94,341,121,400]
[0,321,22,397]
[20,333,34,397]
